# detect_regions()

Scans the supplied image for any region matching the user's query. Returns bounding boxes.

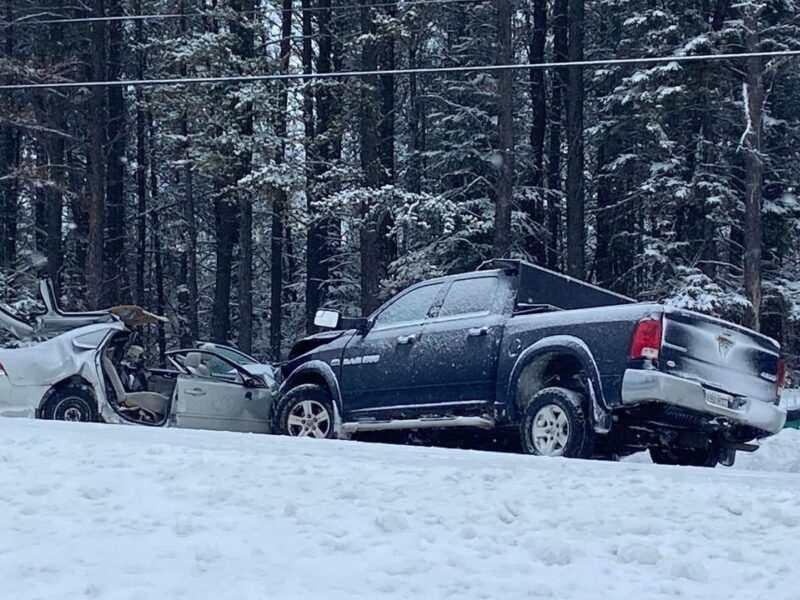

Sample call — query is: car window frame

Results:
[369,281,446,332]
[165,349,264,387]
[427,275,500,323]
[198,342,259,367]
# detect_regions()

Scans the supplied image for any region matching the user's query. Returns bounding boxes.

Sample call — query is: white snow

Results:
[2,418,799,600]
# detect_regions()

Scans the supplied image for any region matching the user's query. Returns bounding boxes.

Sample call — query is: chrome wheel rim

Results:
[287,400,331,439]
[532,404,569,456]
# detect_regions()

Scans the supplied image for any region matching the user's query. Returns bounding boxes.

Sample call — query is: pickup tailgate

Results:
[660,309,780,404]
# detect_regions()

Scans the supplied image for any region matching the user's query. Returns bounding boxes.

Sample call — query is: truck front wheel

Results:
[274,384,336,440]
[520,387,593,459]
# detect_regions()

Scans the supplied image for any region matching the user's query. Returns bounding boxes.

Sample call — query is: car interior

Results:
[101,331,178,425]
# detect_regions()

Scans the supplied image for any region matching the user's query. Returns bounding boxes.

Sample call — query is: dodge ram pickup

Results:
[274,259,786,467]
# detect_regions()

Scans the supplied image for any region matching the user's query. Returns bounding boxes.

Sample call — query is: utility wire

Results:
[2,49,799,91]
[2,0,479,26]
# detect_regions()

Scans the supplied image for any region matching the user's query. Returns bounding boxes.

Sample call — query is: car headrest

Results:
[184,352,203,368]
[126,345,144,360]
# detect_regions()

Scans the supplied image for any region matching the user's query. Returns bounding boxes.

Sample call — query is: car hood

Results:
[287,330,348,361]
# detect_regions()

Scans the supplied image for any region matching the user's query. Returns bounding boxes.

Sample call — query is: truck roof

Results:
[478,259,636,311]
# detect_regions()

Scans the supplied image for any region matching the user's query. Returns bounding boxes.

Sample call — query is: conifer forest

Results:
[1,0,800,370]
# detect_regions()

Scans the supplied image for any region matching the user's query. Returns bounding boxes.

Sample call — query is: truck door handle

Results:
[397,334,418,345]
[185,388,206,397]
[468,326,489,337]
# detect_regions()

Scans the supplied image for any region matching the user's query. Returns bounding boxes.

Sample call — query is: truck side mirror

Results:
[314,309,341,329]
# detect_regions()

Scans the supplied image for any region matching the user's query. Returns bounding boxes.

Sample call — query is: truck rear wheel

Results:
[649,445,719,468]
[520,387,593,459]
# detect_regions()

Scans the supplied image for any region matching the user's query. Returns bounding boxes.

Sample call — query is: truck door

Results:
[338,281,444,416]
[412,275,505,409]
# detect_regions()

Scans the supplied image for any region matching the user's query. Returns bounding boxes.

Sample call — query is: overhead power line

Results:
[1,49,799,92]
[2,0,479,26]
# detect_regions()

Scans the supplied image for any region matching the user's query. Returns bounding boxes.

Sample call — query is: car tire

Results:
[520,387,593,458]
[274,384,336,439]
[649,445,719,468]
[42,385,97,423]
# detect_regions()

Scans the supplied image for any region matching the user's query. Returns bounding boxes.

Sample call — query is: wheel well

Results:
[515,352,589,412]
[39,376,96,412]
[286,371,332,397]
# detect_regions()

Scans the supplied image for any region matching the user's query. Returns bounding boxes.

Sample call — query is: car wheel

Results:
[520,387,593,458]
[43,385,97,423]
[274,384,336,439]
[650,445,719,468]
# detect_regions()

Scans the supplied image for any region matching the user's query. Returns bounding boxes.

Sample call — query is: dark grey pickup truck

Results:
[275,259,786,467]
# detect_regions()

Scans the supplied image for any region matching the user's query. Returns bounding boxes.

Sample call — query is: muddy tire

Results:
[520,387,593,458]
[274,384,336,439]
[42,385,97,423]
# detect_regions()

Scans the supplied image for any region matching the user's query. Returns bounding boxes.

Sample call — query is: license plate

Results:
[706,390,734,409]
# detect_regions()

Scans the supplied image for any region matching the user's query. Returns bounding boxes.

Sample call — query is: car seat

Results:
[184,352,211,377]
[101,355,170,419]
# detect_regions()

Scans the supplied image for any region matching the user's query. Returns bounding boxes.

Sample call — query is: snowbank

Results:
[2,418,798,600]
[733,428,800,473]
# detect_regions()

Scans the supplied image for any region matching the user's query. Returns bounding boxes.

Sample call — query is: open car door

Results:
[166,349,273,434]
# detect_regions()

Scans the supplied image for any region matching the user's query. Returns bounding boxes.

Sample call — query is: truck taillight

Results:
[0,361,5,376]
[630,318,662,360]
[776,358,786,394]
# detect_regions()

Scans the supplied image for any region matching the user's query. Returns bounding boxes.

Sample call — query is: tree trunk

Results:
[492,0,514,258]
[233,0,256,353]
[742,7,764,331]
[408,38,423,195]
[547,0,567,270]
[238,197,253,352]
[134,0,147,306]
[359,1,382,315]
[0,0,19,270]
[86,0,107,307]
[358,0,395,315]
[528,0,547,263]
[378,1,396,183]
[565,0,584,278]
[211,201,237,344]
[595,140,613,286]
[148,117,166,363]
[303,0,324,333]
[105,0,128,304]
[178,0,199,344]
[271,0,292,358]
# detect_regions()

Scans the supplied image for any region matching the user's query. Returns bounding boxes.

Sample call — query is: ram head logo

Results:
[716,334,734,360]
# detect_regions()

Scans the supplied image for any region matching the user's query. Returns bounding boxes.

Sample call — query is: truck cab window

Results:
[438,277,497,318]
[373,283,443,329]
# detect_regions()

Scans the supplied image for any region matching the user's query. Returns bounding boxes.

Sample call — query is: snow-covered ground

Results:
[2,419,798,600]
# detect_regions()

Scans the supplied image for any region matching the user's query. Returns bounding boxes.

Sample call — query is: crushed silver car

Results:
[0,322,278,433]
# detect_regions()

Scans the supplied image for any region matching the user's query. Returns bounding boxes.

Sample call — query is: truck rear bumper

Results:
[621,369,786,435]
